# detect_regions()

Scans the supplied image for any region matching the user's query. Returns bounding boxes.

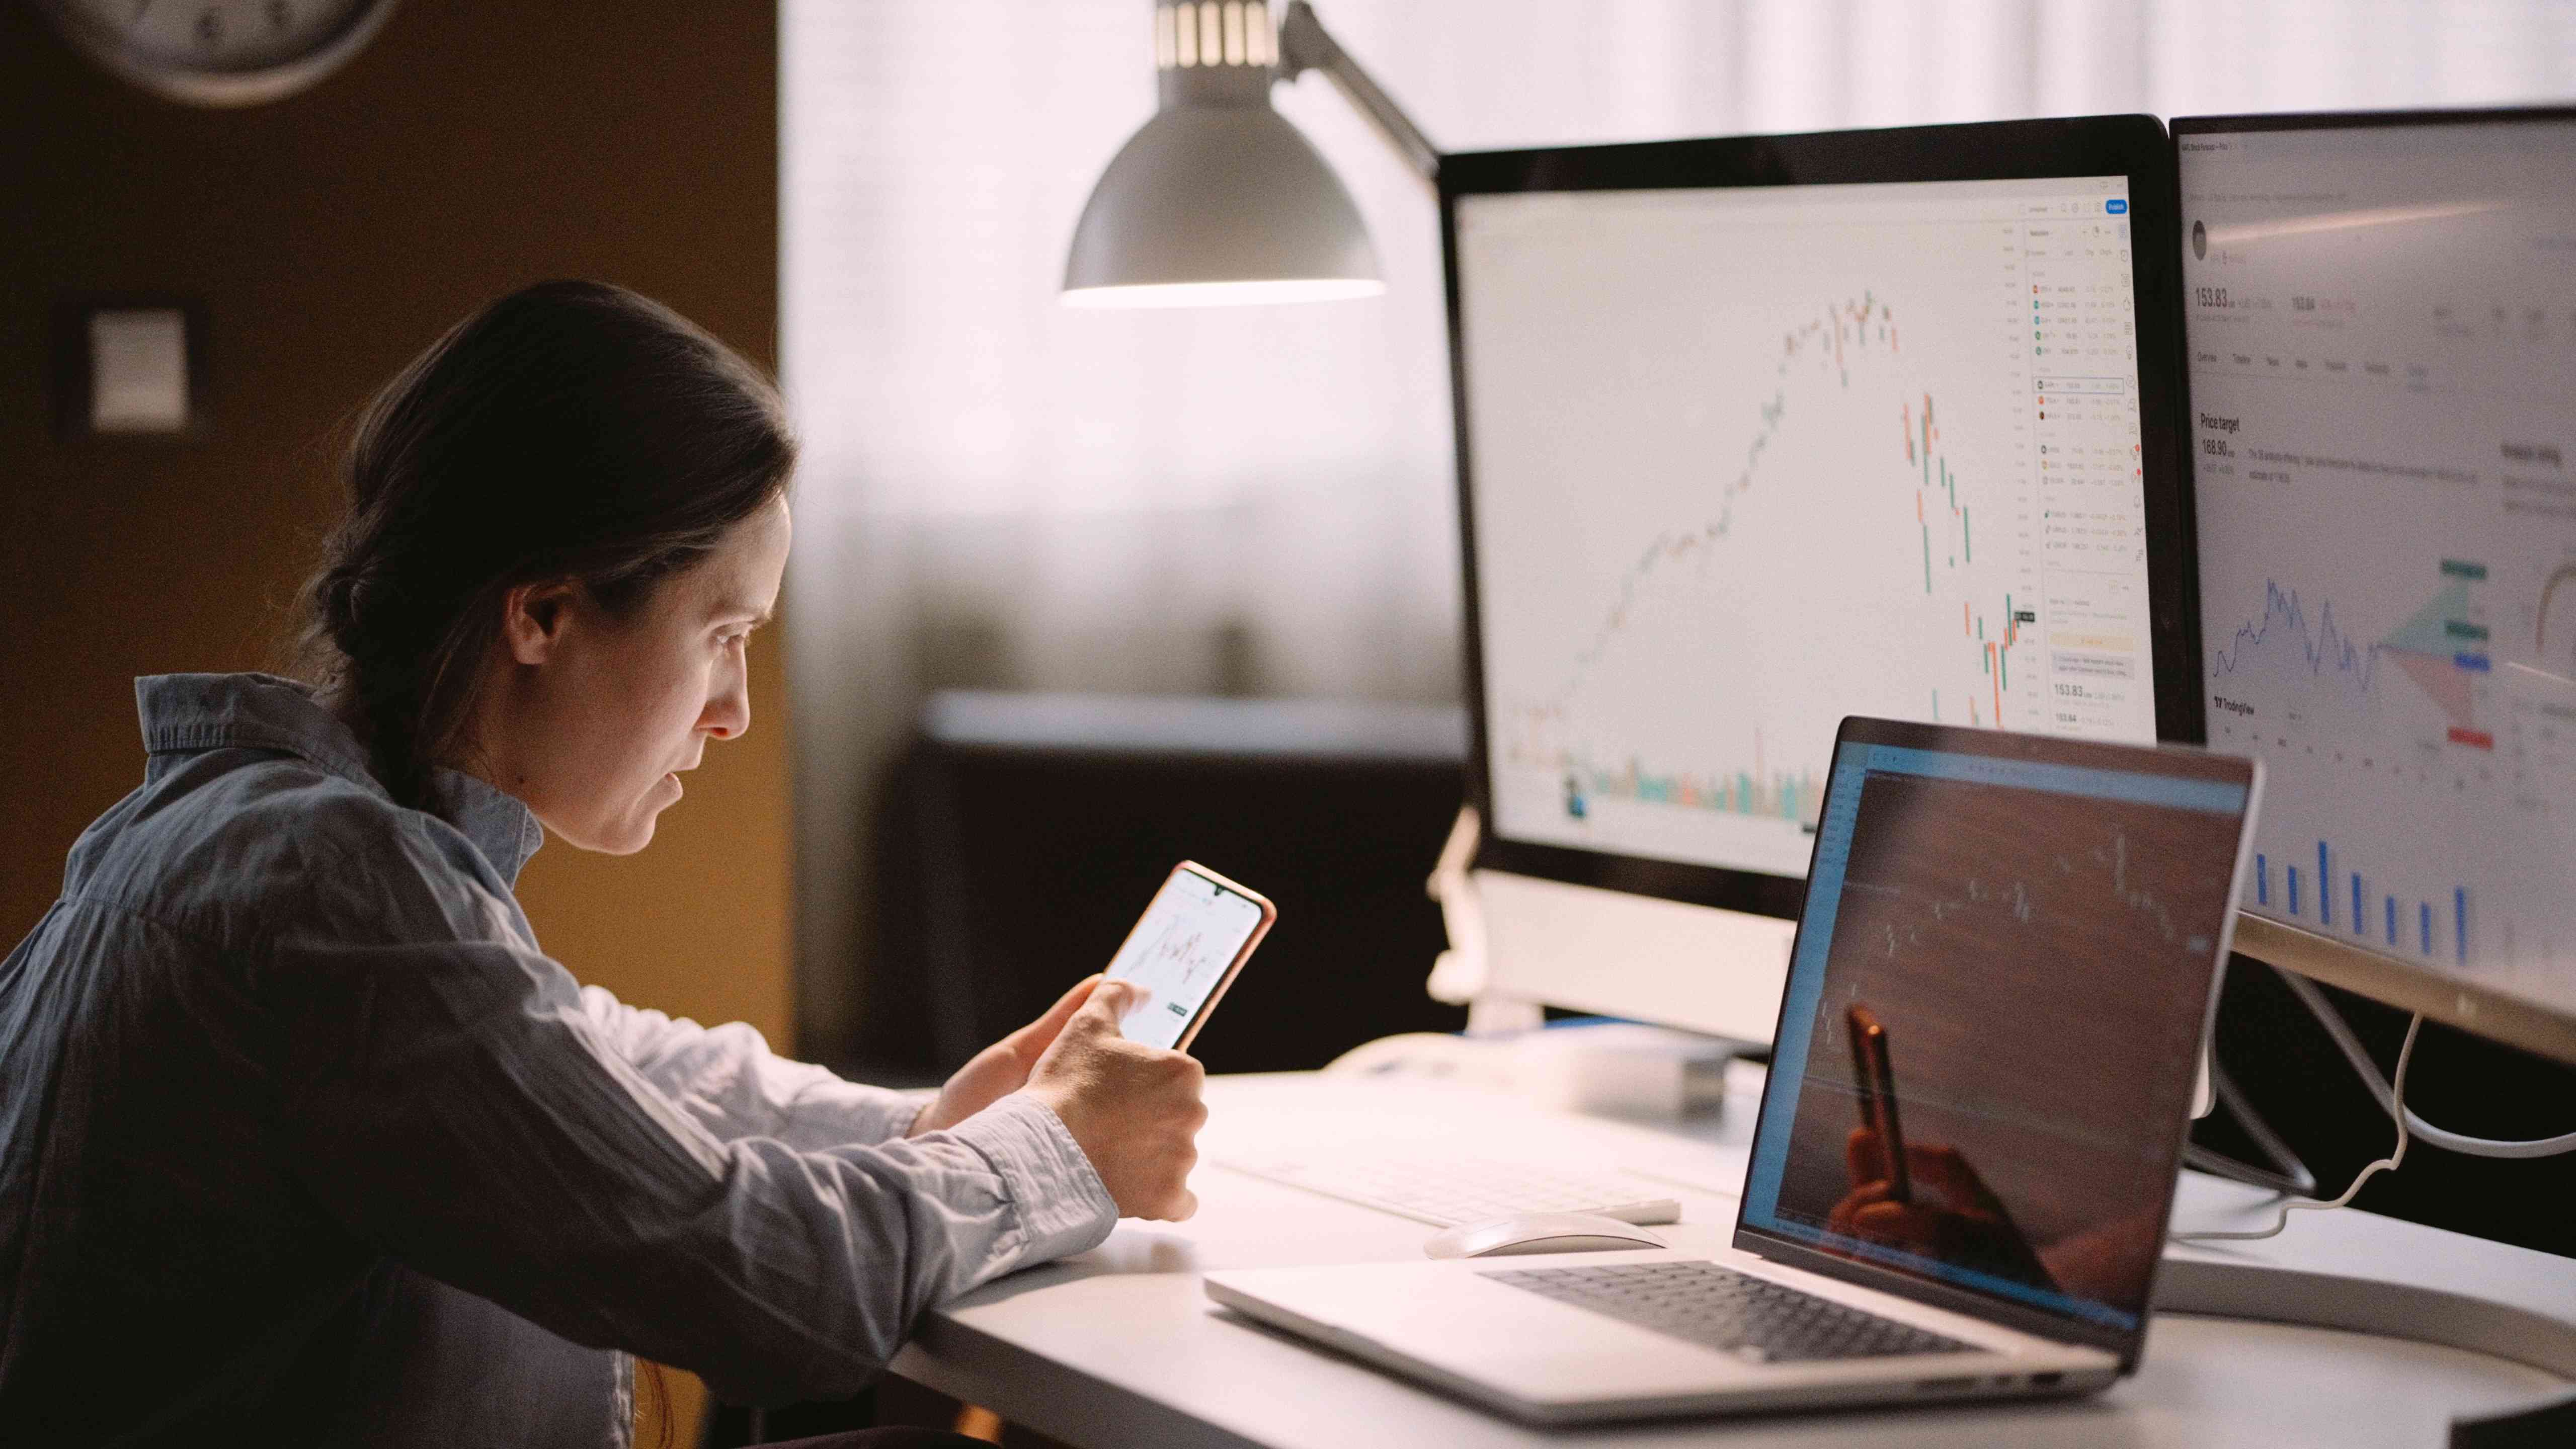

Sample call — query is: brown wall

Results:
[1,3,789,1435]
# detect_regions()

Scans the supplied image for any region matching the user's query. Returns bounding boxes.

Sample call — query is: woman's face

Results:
[481,495,792,854]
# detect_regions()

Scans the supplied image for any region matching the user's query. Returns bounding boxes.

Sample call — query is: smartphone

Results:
[1099,861,1276,1053]
[1844,1004,1911,1204]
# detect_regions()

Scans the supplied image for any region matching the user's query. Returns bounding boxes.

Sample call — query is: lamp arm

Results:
[1275,1,1439,182]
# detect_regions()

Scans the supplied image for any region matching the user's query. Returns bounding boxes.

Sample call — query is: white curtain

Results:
[779,0,2576,1050]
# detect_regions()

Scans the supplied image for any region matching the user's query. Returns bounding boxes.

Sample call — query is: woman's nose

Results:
[702,674,752,740]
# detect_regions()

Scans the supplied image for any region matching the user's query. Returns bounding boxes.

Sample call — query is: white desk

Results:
[893,1072,2576,1447]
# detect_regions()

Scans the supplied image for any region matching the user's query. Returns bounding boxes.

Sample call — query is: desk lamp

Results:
[1063,1,1437,308]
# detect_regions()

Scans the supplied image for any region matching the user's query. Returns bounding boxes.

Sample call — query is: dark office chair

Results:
[852,692,1470,1081]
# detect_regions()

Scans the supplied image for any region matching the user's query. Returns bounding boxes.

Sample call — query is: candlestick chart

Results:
[1488,287,2052,876]
[1458,180,2153,878]
[1104,873,1264,1051]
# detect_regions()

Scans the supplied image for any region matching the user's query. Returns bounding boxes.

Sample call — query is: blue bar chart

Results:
[2259,836,2472,967]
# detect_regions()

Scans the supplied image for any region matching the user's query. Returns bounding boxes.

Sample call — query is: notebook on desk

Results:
[1204,716,2261,1425]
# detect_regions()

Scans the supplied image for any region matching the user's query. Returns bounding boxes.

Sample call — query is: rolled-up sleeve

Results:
[269,822,1118,1405]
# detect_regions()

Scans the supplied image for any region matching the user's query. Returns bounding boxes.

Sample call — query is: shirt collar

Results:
[135,672,546,888]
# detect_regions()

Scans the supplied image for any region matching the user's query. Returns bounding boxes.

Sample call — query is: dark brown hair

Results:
[297,280,794,807]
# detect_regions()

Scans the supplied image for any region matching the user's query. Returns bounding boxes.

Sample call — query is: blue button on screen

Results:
[2106,199,2129,214]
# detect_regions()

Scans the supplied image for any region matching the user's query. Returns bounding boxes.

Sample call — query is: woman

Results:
[0,281,1206,1447]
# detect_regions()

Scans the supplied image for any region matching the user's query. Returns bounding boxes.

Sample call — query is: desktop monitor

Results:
[2177,108,2576,1067]
[1442,117,2198,1041]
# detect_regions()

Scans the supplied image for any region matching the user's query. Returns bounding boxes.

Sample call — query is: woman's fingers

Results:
[1828,1178,1892,1236]
[1026,1026,1204,1221]
[1845,1126,1885,1187]
[1905,1144,2007,1216]
[1007,974,1108,1062]
[1851,1201,1949,1252]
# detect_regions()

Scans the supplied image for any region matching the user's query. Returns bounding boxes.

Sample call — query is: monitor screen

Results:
[1457,173,2162,886]
[1737,725,2253,1346]
[2181,114,2576,1017]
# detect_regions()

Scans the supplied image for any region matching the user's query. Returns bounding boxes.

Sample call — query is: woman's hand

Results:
[1826,1128,2057,1291]
[909,975,1106,1138]
[1022,980,1208,1220]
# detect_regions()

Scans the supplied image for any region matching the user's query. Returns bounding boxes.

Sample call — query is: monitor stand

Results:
[2157,1255,2576,1377]
[1476,869,1794,1045]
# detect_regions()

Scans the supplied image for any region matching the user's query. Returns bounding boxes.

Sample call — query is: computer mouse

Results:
[1423,1212,1672,1260]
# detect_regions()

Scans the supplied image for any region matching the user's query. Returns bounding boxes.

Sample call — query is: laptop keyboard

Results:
[1484,1261,1974,1363]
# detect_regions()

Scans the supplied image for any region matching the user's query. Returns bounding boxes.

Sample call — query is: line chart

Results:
[2210,564,2492,749]
[1509,290,2040,830]
[1458,176,2153,876]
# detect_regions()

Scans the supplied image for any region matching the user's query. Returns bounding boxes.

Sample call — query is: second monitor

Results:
[1442,117,2197,1040]
[2179,107,2576,1061]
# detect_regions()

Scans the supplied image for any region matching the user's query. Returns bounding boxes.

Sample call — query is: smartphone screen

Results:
[1102,865,1271,1051]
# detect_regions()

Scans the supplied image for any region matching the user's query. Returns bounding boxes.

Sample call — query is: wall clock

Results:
[38,0,401,107]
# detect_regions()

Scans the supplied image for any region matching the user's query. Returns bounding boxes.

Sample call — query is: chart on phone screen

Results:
[1456,174,2157,881]
[1105,870,1265,1050]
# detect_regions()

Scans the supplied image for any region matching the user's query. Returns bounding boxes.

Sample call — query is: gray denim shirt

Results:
[0,673,1116,1447]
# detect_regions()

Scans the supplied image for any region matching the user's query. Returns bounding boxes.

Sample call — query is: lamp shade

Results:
[1062,102,1383,308]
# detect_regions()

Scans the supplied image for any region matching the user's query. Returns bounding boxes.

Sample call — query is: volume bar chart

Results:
[1561,752,1822,826]
[2254,846,2470,965]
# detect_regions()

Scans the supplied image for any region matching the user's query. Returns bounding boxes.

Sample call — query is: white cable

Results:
[2275,967,2576,1161]
[2405,1116,2576,1160]
[2174,1014,2422,1243]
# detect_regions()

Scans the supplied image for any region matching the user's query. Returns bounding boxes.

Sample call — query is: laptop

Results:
[1204,717,2261,1424]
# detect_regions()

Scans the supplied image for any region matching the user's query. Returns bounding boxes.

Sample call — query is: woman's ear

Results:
[500,580,581,666]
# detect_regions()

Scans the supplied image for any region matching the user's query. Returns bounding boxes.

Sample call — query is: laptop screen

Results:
[1737,721,2255,1340]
